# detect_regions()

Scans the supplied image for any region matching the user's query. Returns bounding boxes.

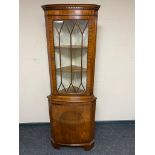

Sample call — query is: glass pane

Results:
[53,20,88,94]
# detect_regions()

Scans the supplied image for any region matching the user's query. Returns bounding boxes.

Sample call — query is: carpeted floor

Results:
[19,122,135,155]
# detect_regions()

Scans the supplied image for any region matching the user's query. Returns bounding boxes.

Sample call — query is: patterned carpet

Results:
[19,122,135,155]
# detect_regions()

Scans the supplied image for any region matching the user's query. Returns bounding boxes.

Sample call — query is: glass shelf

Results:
[56,65,87,73]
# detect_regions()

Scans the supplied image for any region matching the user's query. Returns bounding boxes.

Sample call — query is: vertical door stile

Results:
[47,17,57,94]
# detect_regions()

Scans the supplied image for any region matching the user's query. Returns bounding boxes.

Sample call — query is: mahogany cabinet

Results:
[42,4,100,150]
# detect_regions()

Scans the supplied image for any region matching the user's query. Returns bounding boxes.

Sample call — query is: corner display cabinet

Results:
[42,4,100,150]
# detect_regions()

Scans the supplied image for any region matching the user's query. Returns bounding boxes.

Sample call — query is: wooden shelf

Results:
[55,45,88,49]
[58,86,84,94]
[56,65,87,73]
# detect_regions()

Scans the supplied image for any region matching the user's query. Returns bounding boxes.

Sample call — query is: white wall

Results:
[19,0,135,123]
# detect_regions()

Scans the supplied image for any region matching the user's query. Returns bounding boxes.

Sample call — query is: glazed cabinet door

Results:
[46,16,97,96]
[53,19,88,95]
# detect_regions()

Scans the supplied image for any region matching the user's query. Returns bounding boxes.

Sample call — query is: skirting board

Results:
[19,120,135,126]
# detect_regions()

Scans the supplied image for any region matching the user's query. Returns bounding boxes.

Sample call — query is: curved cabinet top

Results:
[42,4,100,16]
